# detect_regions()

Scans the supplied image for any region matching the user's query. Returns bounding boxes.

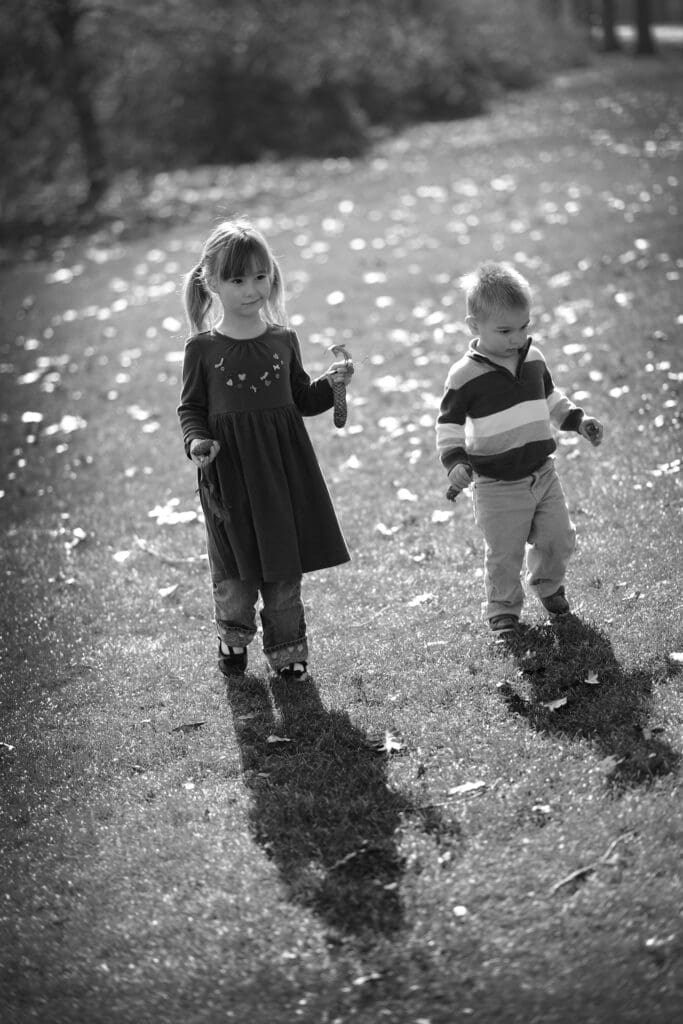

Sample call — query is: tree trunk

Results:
[47,0,108,204]
[601,0,622,50]
[634,0,657,54]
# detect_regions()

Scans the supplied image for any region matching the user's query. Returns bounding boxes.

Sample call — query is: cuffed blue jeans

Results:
[213,576,308,671]
[472,459,576,621]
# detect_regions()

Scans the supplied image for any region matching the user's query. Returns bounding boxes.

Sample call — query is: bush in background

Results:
[0,0,590,228]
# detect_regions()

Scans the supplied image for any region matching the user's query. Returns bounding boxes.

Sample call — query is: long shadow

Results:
[496,615,680,790]
[224,672,456,939]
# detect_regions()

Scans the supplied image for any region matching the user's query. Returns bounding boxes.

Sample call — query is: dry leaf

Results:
[378,730,405,753]
[266,734,292,744]
[172,721,205,733]
[585,670,601,685]
[448,780,487,797]
[542,696,568,710]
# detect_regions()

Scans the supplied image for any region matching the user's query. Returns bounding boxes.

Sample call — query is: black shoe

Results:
[278,662,309,682]
[540,587,570,616]
[218,642,247,677]
[489,614,519,636]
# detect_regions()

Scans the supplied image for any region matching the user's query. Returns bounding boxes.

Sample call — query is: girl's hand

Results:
[190,438,221,467]
[325,358,354,388]
[580,417,603,447]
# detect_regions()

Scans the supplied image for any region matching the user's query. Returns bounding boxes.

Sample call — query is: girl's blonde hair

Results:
[182,219,286,333]
[461,261,532,320]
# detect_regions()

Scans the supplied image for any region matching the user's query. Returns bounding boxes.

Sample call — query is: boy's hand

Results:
[448,464,473,490]
[190,438,221,467]
[580,417,603,447]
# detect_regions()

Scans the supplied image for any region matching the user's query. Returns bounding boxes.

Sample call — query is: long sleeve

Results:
[544,366,584,431]
[436,375,470,475]
[288,330,335,416]
[177,337,212,457]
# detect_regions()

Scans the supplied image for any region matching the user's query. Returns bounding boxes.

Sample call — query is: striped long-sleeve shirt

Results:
[435,338,584,481]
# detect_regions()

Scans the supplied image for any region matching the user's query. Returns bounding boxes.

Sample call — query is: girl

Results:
[177,219,354,681]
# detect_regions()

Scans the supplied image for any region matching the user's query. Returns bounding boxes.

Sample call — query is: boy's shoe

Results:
[278,662,309,682]
[489,614,519,636]
[540,587,570,616]
[218,642,247,677]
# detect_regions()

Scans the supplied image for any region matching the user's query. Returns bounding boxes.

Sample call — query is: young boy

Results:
[435,261,603,636]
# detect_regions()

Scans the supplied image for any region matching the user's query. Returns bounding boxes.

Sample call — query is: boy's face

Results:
[466,303,530,361]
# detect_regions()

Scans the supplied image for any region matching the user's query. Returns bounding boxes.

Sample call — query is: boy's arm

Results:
[544,364,603,446]
[435,377,470,475]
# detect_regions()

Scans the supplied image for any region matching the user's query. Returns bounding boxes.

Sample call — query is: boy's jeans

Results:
[472,459,576,621]
[213,576,308,671]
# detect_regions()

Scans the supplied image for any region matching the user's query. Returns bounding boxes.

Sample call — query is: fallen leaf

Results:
[596,755,624,773]
[378,730,405,753]
[266,734,292,744]
[668,652,683,664]
[158,584,179,598]
[542,696,568,710]
[375,522,401,536]
[585,670,601,685]
[172,722,205,733]
[448,780,487,797]
[407,592,435,607]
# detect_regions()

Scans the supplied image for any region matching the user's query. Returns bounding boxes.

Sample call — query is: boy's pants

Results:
[212,576,308,671]
[472,459,576,620]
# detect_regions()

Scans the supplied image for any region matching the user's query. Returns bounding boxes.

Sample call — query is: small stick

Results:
[549,832,633,895]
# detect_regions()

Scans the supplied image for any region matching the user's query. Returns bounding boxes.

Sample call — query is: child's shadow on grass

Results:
[224,673,451,938]
[498,615,679,790]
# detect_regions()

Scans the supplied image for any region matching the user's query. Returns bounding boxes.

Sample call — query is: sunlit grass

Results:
[1,54,682,1024]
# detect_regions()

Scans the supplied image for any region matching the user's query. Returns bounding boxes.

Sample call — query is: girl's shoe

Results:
[540,587,570,616]
[489,614,519,636]
[278,662,309,682]
[218,642,247,676]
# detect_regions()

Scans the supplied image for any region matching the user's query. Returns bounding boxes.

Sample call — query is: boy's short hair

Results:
[461,261,532,319]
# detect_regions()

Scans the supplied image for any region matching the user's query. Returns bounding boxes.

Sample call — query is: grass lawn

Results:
[1,52,682,1024]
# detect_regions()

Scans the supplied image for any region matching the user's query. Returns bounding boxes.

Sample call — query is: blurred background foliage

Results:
[0,0,669,231]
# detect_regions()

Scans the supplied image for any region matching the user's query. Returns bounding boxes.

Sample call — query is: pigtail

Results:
[182,263,213,334]
[265,257,288,326]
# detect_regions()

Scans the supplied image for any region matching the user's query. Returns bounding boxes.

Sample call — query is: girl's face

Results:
[466,303,530,361]
[211,258,273,323]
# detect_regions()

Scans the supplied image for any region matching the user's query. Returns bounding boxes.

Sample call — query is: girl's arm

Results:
[288,330,336,416]
[177,337,213,456]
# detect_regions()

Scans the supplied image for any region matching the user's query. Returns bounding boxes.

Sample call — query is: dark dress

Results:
[177,325,350,582]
